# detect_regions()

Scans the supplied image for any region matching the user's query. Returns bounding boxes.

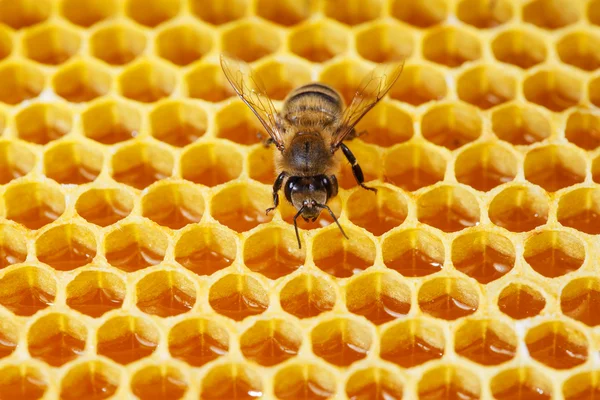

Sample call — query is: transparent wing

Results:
[220,54,284,149]
[331,60,405,149]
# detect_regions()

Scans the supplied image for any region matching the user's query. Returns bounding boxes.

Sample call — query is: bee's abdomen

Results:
[283,83,343,122]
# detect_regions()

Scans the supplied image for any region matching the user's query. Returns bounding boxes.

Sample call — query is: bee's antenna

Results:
[293,206,306,249]
[317,204,348,240]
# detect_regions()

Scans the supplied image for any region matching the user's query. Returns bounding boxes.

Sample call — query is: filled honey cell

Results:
[4,181,65,230]
[354,101,414,147]
[355,21,414,63]
[190,0,248,25]
[0,27,10,62]
[456,64,517,110]
[491,102,551,145]
[563,371,600,400]
[590,75,600,108]
[60,360,120,400]
[156,23,212,66]
[97,315,159,365]
[491,28,547,69]
[565,109,600,150]
[524,145,586,192]
[66,270,125,317]
[491,367,552,400]
[131,364,187,400]
[199,363,263,400]
[497,282,546,319]
[417,185,480,233]
[455,142,517,191]
[27,313,87,367]
[240,319,301,366]
[561,277,600,327]
[36,223,97,271]
[111,142,174,189]
[383,143,446,191]
[75,187,134,227]
[210,182,272,232]
[337,141,381,190]
[323,0,382,26]
[136,270,196,317]
[254,58,312,101]
[557,31,600,71]
[184,62,235,102]
[125,0,180,27]
[319,59,373,105]
[89,23,147,66]
[311,318,372,367]
[0,0,51,29]
[524,230,585,278]
[0,322,21,357]
[380,319,445,368]
[150,100,207,147]
[382,229,444,277]
[288,19,349,63]
[0,365,47,400]
[0,141,35,185]
[422,26,482,67]
[0,61,45,105]
[220,20,281,63]
[104,221,167,272]
[389,64,447,106]
[454,319,517,365]
[248,145,275,185]
[141,182,204,229]
[523,69,582,112]
[168,318,229,367]
[43,142,103,184]
[52,60,112,103]
[523,0,581,29]
[255,0,311,26]
[421,102,482,150]
[0,266,55,316]
[182,142,243,187]
[208,274,268,321]
[275,364,336,400]
[0,224,27,268]
[390,0,447,28]
[346,186,407,236]
[60,0,118,27]
[279,273,336,319]
[488,185,549,232]
[82,98,141,144]
[525,321,588,370]
[118,60,176,103]
[175,225,236,276]
[345,367,403,400]
[417,365,481,400]
[457,0,513,28]
[591,0,600,26]
[557,188,600,234]
[418,277,479,320]
[215,101,265,145]
[15,102,72,145]
[243,226,305,279]
[21,23,81,65]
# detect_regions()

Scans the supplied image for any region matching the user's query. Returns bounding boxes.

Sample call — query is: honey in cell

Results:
[49,163,99,185]
[177,247,233,276]
[37,242,95,271]
[559,209,600,234]
[28,332,85,367]
[77,198,131,227]
[1,286,53,316]
[314,249,372,278]
[498,284,546,319]
[385,247,443,277]
[10,204,61,230]
[200,370,263,400]
[349,295,410,325]
[419,384,479,400]
[453,246,514,284]
[490,205,546,233]
[213,206,271,233]
[526,165,584,192]
[525,246,583,278]
[170,333,228,367]
[280,287,333,319]
[493,382,551,400]
[346,382,403,400]
[158,123,205,147]
[312,333,367,367]
[106,243,163,273]
[145,203,202,230]
[67,287,123,318]
[561,288,600,326]
[0,335,15,359]
[209,292,267,321]
[0,371,47,400]
[348,205,405,236]
[112,163,169,190]
[241,334,298,367]
[420,294,477,320]
[97,331,157,365]
[131,373,187,400]
[60,370,118,400]
[0,244,26,268]
[565,386,600,400]
[457,164,514,192]
[455,330,516,366]
[90,123,138,145]
[136,287,195,317]
[276,380,333,400]
[245,247,303,280]
[381,337,443,368]
[527,332,587,370]
[418,206,478,233]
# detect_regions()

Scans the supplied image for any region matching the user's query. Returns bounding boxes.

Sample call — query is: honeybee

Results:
[220,55,404,248]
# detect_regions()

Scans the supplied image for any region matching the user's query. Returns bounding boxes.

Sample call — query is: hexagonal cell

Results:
[355,21,414,63]
[0,365,47,399]
[383,143,446,191]
[346,272,410,325]
[591,75,600,108]
[389,64,446,106]
[345,367,403,400]
[184,62,235,102]
[15,102,71,145]
[561,277,600,326]
[200,364,263,400]
[488,185,549,232]
[131,364,187,400]
[524,230,584,278]
[457,0,513,28]
[210,183,272,232]
[275,364,336,400]
[0,0,51,29]
[253,58,312,101]
[288,20,349,63]
[354,102,413,147]
[457,64,517,110]
[97,316,159,365]
[0,27,11,62]
[0,224,27,268]
[28,313,86,367]
[175,225,236,276]
[422,26,482,67]
[111,143,174,189]
[455,319,516,366]
[564,371,600,400]
[421,103,482,150]
[380,319,444,368]
[0,142,35,184]
[90,23,147,66]
[418,277,479,320]
[591,0,600,25]
[4,181,65,230]
[221,20,281,63]
[566,109,600,150]
[66,270,125,318]
[312,226,376,278]
[60,361,120,400]
[36,223,97,271]
[417,185,480,233]
[156,24,212,66]
[82,99,141,145]
[0,266,55,316]
[279,274,335,319]
[491,103,551,145]
[346,186,407,236]
[248,146,275,185]
[53,61,112,103]
[390,0,447,28]
[525,321,588,369]
[136,270,196,317]
[208,274,268,321]
[150,101,207,147]
[243,226,305,279]
[323,0,382,26]
[557,31,600,71]
[240,319,301,366]
[0,61,44,105]
[125,0,180,27]
[498,283,546,319]
[492,28,547,69]
[118,60,176,103]
[523,0,581,29]
[319,60,371,105]
[43,142,103,185]
[383,229,444,277]
[190,0,248,25]
[60,0,117,27]
[492,367,552,400]
[418,365,481,400]
[76,187,133,227]
[311,318,371,367]
[104,221,167,272]
[141,182,204,229]
[169,318,229,367]
[22,23,81,65]
[215,101,265,145]
[255,0,311,26]
[558,188,600,234]
[524,145,585,192]
[523,69,582,112]
[455,143,517,191]
[337,141,381,190]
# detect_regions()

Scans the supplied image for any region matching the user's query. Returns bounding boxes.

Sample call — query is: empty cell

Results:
[244,226,305,279]
[488,185,549,232]
[254,58,312,101]
[61,0,117,27]
[66,270,125,318]
[156,24,212,66]
[524,230,585,278]
[390,0,447,28]
[312,226,376,278]
[0,365,47,400]
[28,313,87,367]
[4,181,65,230]
[524,145,585,192]
[557,31,600,71]
[383,229,444,277]
[0,141,36,184]
[417,185,480,233]
[280,195,342,231]
[131,365,187,400]
[0,27,10,61]
[288,20,349,63]
[564,371,600,400]
[492,28,547,69]
[380,319,444,368]
[169,318,229,367]
[491,103,551,145]
[190,0,248,25]
[319,60,371,105]
[150,100,207,147]
[523,69,582,112]
[60,361,120,400]
[418,277,479,320]
[383,143,446,191]
[76,187,133,227]
[36,224,97,271]
[421,103,482,150]
[53,61,112,103]
[22,23,81,65]
[566,109,600,150]
[457,64,517,110]
[561,277,600,326]
[324,0,382,25]
[0,62,44,105]
[591,75,600,108]
[97,316,159,365]
[355,21,414,63]
[454,319,517,366]
[354,102,414,147]
[422,26,482,67]
[215,101,265,145]
[0,266,55,316]
[111,143,174,189]
[104,221,167,272]
[221,20,281,63]
[240,319,301,366]
[83,99,140,145]
[256,0,311,26]
[457,0,513,28]
[455,143,517,191]
[15,102,72,145]
[279,274,335,319]
[141,182,204,229]
[90,23,147,66]
[558,188,600,234]
[311,318,371,367]
[0,0,51,29]
[275,364,336,400]
[346,272,411,325]
[498,283,546,319]
[118,60,176,103]
[184,62,235,102]
[248,145,275,185]
[418,365,481,400]
[389,64,447,106]
[523,0,581,29]
[346,368,403,400]
[200,363,263,400]
[126,0,180,27]
[136,270,196,317]
[43,142,103,184]
[337,141,380,190]
[346,186,407,236]
[208,274,268,321]
[175,225,236,276]
[525,321,588,369]
[210,183,272,232]
[0,224,27,268]
[491,367,552,400]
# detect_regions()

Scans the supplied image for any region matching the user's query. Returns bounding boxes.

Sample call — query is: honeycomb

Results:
[0,0,600,398]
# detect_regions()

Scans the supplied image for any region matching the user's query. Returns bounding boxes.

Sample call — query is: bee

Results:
[220,55,404,248]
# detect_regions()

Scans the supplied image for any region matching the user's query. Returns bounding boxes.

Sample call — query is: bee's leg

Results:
[340,143,377,192]
[266,172,287,215]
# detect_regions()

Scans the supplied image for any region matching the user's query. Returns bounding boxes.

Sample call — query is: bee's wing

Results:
[331,61,405,149]
[220,54,284,150]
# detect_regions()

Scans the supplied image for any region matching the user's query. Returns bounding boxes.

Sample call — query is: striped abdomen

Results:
[281,83,343,126]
